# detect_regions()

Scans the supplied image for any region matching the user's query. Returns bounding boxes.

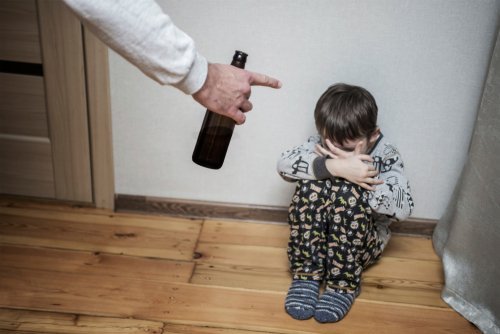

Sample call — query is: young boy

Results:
[277,83,414,323]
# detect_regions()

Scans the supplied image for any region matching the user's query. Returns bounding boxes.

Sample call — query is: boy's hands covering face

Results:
[315,139,384,191]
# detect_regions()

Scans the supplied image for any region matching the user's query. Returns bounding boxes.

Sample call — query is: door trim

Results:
[83,27,115,210]
[38,0,93,203]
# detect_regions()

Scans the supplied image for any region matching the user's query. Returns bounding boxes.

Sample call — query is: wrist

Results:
[325,158,342,178]
[313,156,332,179]
[179,53,208,95]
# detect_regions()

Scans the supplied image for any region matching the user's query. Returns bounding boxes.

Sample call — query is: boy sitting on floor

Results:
[277,83,414,323]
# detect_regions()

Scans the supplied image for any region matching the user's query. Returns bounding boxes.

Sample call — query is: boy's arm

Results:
[318,139,383,191]
[369,145,414,221]
[276,135,321,181]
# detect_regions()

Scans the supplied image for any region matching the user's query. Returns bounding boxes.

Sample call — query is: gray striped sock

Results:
[285,280,320,320]
[314,289,355,323]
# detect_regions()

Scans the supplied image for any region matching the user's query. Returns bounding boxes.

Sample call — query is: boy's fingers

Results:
[316,144,336,158]
[360,183,375,191]
[248,71,282,88]
[325,139,337,152]
[359,177,384,191]
[315,144,325,156]
[359,154,374,162]
[371,178,385,185]
[364,176,384,185]
[329,144,347,157]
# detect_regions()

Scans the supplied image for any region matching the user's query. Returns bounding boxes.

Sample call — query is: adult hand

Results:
[192,63,282,124]
[317,139,383,191]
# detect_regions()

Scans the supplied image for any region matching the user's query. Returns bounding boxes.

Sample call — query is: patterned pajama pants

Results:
[287,178,385,293]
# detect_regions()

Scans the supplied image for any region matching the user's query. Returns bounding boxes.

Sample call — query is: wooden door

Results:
[0,0,114,209]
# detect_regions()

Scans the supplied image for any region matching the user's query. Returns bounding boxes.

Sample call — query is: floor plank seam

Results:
[188,218,207,283]
[0,241,197,264]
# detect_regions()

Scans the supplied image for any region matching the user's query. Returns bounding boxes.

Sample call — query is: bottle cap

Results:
[233,50,248,63]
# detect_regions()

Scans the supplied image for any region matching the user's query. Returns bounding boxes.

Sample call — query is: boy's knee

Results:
[331,178,368,207]
[294,180,332,202]
[289,180,333,221]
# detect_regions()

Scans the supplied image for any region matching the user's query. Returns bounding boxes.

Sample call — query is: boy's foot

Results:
[284,280,320,320]
[314,288,357,323]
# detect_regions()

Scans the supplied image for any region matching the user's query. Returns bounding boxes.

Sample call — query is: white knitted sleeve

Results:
[63,0,208,94]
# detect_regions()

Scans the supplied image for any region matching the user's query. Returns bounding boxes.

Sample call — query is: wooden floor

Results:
[0,198,479,334]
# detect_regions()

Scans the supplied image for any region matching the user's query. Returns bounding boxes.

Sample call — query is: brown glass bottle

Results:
[192,51,248,169]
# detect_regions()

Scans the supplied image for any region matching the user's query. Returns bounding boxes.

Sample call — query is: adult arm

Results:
[63,0,207,94]
[64,0,281,124]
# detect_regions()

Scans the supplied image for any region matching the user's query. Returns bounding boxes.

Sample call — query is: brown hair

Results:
[314,83,378,145]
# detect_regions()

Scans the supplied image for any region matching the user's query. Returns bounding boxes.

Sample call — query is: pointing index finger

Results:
[248,71,282,88]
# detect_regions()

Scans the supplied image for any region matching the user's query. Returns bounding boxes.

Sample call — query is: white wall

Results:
[109,0,500,220]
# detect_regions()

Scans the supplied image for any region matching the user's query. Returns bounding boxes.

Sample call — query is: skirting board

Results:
[115,194,437,237]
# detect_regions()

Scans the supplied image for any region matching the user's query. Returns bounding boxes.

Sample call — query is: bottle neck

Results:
[231,60,246,69]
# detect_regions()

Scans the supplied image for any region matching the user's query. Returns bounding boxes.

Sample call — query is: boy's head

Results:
[315,83,379,153]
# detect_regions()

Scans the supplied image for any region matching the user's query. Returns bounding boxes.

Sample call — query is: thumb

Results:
[247,71,282,88]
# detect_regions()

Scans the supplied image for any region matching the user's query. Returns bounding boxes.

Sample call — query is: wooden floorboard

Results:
[0,268,476,334]
[162,323,284,333]
[0,245,194,283]
[0,210,202,261]
[0,199,479,333]
[0,308,164,333]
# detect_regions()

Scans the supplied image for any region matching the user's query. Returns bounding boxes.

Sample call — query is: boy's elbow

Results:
[395,204,413,222]
[276,159,290,175]
[276,160,292,181]
[279,173,296,182]
[396,212,410,222]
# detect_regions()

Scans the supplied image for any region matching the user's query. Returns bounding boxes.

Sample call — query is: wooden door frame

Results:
[38,0,115,210]
[83,28,115,210]
[38,0,93,203]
